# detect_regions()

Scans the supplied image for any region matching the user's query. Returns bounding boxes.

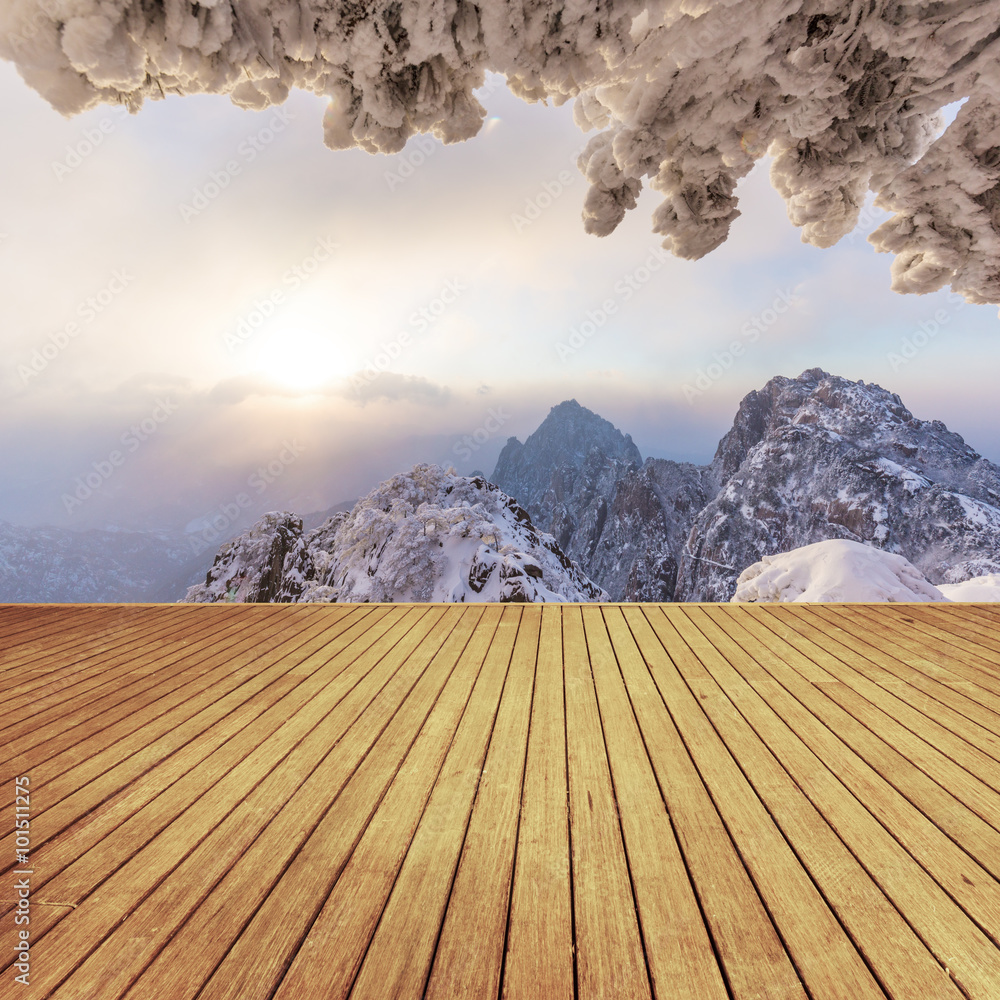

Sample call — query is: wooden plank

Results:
[0,606,381,926]
[627,606,890,1000]
[758,605,1000,804]
[268,605,498,1000]
[648,606,965,1000]
[721,605,1000,866]
[53,606,466,1000]
[0,605,212,712]
[0,606,432,990]
[609,606,878,1000]
[904,605,1000,658]
[422,605,540,998]
[0,606,108,652]
[187,604,481,1000]
[0,606,288,756]
[918,606,1000,655]
[836,606,1000,705]
[501,603,574,1000]
[346,606,521,1000]
[675,606,1000,999]
[581,606,733,1000]
[704,606,1000,927]
[562,604,653,1000]
[788,606,1000,772]
[0,606,321,843]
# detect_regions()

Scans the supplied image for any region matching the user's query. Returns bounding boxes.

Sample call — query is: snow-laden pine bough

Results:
[6,1,1000,306]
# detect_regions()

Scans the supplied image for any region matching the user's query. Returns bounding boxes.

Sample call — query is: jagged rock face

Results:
[588,459,716,602]
[677,369,1000,601]
[491,399,642,572]
[184,512,311,603]
[184,466,606,604]
[492,400,719,601]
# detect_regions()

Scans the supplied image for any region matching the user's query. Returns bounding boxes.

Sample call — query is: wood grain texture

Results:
[0,603,998,1000]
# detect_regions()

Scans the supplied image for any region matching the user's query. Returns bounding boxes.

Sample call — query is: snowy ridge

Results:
[184,465,607,604]
[678,369,1000,601]
[6,2,1000,303]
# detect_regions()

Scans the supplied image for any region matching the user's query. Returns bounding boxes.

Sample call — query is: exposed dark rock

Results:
[677,370,1000,600]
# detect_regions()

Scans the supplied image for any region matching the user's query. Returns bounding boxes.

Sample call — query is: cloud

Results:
[345,372,450,407]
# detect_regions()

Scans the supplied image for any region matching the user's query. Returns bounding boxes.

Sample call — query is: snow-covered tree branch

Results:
[6,1,1000,304]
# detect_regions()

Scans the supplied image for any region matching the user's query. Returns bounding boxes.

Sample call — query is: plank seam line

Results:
[0,607,291,765]
[563,608,580,1000]
[496,608,541,1000]
[737,605,1000,848]
[827,606,1000,710]
[608,607,739,1000]
[582,607,656,1000]
[154,607,447,1000]
[787,605,1000,771]
[712,606,1000,949]
[0,607,418,988]
[0,607,380,871]
[261,606,470,1000]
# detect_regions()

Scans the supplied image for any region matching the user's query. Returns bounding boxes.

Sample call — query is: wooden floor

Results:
[1,604,1000,999]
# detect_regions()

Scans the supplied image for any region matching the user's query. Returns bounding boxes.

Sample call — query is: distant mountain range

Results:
[5,369,999,602]
[492,369,1000,601]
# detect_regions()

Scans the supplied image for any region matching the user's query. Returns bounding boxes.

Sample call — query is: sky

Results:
[2,59,998,537]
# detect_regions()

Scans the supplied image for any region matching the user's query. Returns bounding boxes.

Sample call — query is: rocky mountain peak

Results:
[682,371,1000,600]
[491,400,643,568]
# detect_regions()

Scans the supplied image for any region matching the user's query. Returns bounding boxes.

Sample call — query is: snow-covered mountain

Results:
[183,465,607,604]
[492,399,643,558]
[492,371,1000,602]
[679,369,1000,600]
[0,521,207,602]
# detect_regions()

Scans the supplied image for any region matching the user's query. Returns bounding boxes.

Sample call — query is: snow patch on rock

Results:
[731,539,948,604]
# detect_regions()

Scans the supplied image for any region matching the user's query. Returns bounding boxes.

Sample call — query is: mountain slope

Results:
[184,465,607,604]
[678,369,1000,600]
[0,522,206,602]
[491,400,642,563]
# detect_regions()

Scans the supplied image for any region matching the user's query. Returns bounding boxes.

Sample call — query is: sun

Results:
[252,317,352,392]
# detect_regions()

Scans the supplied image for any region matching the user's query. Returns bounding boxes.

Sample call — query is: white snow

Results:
[185,465,608,604]
[938,574,1000,602]
[731,539,948,604]
[5,2,1000,304]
